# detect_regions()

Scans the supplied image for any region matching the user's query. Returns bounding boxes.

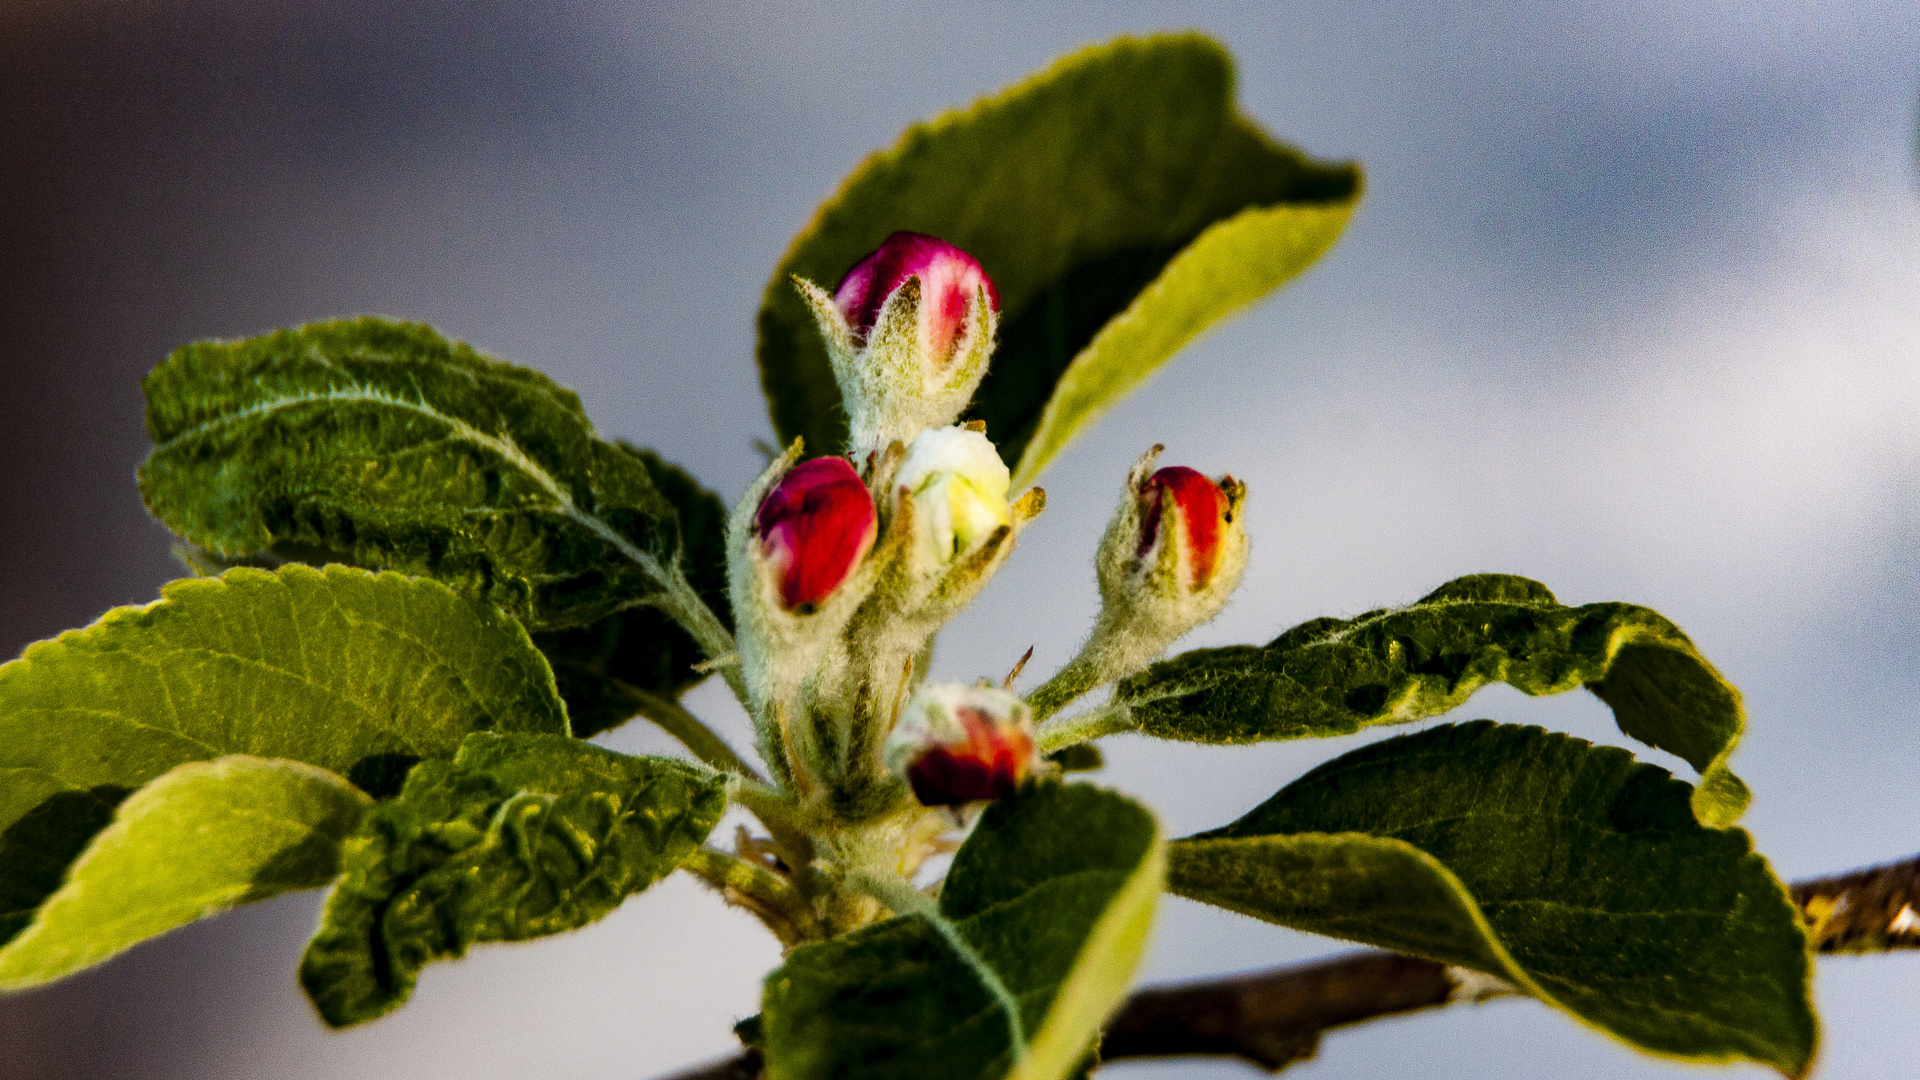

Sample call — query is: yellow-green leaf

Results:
[0,757,369,989]
[760,784,1162,1080]
[0,565,567,947]
[756,33,1359,479]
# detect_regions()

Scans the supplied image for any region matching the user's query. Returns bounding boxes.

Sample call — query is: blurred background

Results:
[1,1,1915,1077]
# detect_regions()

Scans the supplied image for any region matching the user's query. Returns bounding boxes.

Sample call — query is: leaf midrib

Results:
[150,384,668,583]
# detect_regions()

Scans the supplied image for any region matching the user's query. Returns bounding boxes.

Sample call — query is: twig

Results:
[1791,853,1920,953]
[1099,951,1485,1070]
[650,852,1920,1079]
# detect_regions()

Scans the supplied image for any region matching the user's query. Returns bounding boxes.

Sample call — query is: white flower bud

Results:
[895,426,1011,570]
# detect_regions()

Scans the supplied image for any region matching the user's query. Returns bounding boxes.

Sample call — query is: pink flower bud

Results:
[753,456,878,612]
[833,231,1000,366]
[1137,466,1233,591]
[884,683,1035,807]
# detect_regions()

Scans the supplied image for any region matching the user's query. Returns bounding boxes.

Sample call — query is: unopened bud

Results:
[896,426,1011,570]
[1027,449,1248,720]
[885,683,1035,806]
[835,231,999,358]
[794,232,1000,455]
[1137,467,1232,591]
[1094,446,1248,646]
[753,456,878,612]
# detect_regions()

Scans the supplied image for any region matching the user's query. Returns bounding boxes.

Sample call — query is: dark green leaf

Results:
[760,784,1162,1080]
[299,732,727,1026]
[757,33,1360,480]
[1170,721,1815,1076]
[0,757,369,989]
[0,565,567,945]
[532,444,732,737]
[139,317,688,630]
[1114,574,1750,825]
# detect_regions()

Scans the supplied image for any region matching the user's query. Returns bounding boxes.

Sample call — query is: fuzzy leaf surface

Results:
[299,733,726,1026]
[757,33,1360,480]
[0,565,567,945]
[0,757,369,988]
[760,784,1163,1080]
[1171,721,1814,1076]
[532,444,732,737]
[1115,574,1750,824]
[140,317,685,630]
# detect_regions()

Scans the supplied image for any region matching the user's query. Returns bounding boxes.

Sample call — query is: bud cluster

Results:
[727,234,1246,827]
[727,234,1040,807]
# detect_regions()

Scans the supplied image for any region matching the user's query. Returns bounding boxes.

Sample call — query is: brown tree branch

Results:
[655,852,1920,1079]
[1791,854,1920,953]
[1098,951,1489,1070]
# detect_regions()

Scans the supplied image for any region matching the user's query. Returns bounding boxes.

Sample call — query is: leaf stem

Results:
[605,678,764,782]
[657,569,751,707]
[726,776,816,868]
[1033,702,1136,755]
[846,868,1027,1062]
[680,846,824,946]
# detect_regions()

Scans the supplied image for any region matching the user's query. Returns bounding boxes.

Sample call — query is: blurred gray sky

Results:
[1,2,1916,1078]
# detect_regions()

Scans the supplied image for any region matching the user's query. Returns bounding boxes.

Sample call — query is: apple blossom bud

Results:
[834,231,999,360]
[753,456,878,612]
[884,682,1036,806]
[895,426,1011,569]
[1101,449,1246,615]
[1027,448,1249,721]
[792,233,1001,455]
[1137,466,1231,591]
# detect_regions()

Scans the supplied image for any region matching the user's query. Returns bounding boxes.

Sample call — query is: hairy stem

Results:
[847,868,1027,1060]
[680,846,823,947]
[727,777,816,868]
[1025,611,1159,722]
[1033,702,1135,755]
[658,569,751,706]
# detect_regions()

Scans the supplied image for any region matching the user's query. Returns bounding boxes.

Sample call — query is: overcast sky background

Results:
[1,2,1916,1078]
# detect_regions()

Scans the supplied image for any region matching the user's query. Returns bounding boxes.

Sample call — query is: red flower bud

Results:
[885,684,1034,807]
[1138,466,1232,590]
[753,456,877,612]
[833,231,1000,363]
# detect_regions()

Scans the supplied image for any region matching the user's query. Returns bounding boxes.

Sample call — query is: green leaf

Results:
[1113,574,1751,825]
[757,33,1360,480]
[0,757,369,989]
[0,564,567,945]
[760,784,1163,1080]
[1170,721,1815,1076]
[299,732,727,1026]
[532,444,733,737]
[139,317,688,631]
